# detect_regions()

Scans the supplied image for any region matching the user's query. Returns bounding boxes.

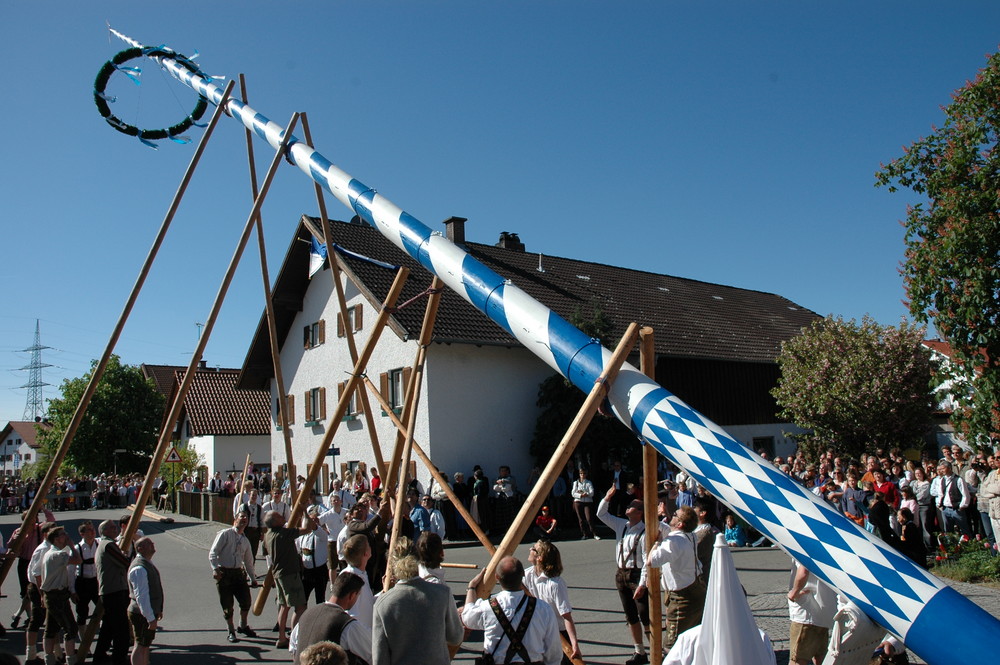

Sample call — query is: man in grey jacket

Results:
[371,554,462,664]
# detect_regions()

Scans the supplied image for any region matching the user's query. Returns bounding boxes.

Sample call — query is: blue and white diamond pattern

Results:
[116,31,1000,665]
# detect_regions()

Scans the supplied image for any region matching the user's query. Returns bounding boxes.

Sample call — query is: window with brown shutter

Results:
[318,319,326,344]
[285,394,295,425]
[304,390,313,422]
[353,305,363,332]
[319,387,327,420]
[337,313,345,338]
[355,385,365,415]
[303,325,311,349]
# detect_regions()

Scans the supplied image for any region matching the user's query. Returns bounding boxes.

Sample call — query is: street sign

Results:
[326,447,340,457]
[164,447,182,464]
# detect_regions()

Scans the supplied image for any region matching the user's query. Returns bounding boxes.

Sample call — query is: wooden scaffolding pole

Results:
[364,381,494,554]
[252,266,410,615]
[474,322,641,597]
[300,112,388,481]
[74,82,238,659]
[640,326,664,662]
[118,111,300,556]
[239,74,298,504]
[383,277,445,590]
[0,79,235,592]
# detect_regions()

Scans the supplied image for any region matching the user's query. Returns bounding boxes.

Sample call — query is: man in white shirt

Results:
[597,486,650,665]
[262,488,292,522]
[290,571,372,665]
[209,512,258,643]
[41,527,84,665]
[462,556,561,665]
[647,505,705,652]
[422,495,447,540]
[127,538,162,665]
[297,506,331,606]
[339,535,374,629]
[786,560,836,665]
[238,489,265,559]
[72,521,100,628]
[930,462,973,537]
[328,479,356,512]
[318,495,346,563]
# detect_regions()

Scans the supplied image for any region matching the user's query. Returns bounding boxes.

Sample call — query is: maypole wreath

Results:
[93,46,209,146]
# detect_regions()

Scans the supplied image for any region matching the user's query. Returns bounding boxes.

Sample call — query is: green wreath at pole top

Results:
[94,46,209,141]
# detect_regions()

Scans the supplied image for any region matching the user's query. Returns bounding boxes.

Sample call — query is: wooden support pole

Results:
[73,81,237,660]
[300,113,388,482]
[363,375,495,555]
[384,278,445,590]
[240,74,298,505]
[640,326,663,663]
[252,266,410,615]
[119,111,300,557]
[475,322,641,598]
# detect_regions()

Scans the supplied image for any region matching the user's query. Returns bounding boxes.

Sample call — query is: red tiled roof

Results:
[0,421,49,449]
[169,368,270,437]
[239,216,820,389]
[141,364,182,399]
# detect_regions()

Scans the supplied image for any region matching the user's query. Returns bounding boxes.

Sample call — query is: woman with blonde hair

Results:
[525,539,581,660]
[352,466,369,498]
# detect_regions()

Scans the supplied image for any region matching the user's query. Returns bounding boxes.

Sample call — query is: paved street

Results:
[0,508,996,664]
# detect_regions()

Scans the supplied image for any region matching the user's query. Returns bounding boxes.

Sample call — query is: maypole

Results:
[102,29,1000,663]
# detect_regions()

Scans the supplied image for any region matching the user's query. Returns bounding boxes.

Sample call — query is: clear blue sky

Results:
[2,1,998,420]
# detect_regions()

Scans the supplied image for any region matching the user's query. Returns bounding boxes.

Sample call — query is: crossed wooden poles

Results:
[0,80,670,664]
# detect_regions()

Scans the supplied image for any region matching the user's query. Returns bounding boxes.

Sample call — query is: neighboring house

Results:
[141,363,271,480]
[237,215,818,493]
[0,420,45,477]
[922,339,971,451]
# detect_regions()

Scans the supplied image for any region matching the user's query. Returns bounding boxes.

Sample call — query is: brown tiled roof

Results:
[141,364,182,399]
[168,368,270,437]
[0,421,49,449]
[238,216,819,389]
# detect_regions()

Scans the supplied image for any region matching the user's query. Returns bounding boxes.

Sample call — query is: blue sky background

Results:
[2,1,999,420]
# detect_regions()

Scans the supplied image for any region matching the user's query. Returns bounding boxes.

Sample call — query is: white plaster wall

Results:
[725,423,806,459]
[183,432,271,476]
[271,267,423,486]
[422,343,552,487]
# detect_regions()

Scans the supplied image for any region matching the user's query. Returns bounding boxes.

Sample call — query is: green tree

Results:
[875,49,1000,447]
[35,355,165,476]
[530,304,641,470]
[771,316,935,460]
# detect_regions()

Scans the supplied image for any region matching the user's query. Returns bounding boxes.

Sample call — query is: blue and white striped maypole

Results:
[109,30,1000,659]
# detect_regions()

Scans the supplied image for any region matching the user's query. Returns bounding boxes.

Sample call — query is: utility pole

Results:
[19,319,51,421]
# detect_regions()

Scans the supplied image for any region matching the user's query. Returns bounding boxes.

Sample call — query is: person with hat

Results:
[40,526,84,665]
[597,486,650,665]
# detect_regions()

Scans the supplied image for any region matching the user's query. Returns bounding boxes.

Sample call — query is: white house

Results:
[0,421,45,477]
[237,216,818,494]
[142,364,271,480]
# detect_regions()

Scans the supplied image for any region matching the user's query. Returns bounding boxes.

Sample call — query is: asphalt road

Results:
[0,508,996,664]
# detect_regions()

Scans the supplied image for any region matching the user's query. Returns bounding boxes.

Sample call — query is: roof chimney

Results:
[497,231,525,252]
[443,216,467,245]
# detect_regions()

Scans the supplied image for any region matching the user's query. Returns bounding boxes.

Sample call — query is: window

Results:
[23,454,30,461]
[303,320,326,349]
[337,382,365,420]
[304,387,327,425]
[337,305,363,337]
[752,436,775,459]
[281,394,295,426]
[379,367,411,414]
[306,463,330,495]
